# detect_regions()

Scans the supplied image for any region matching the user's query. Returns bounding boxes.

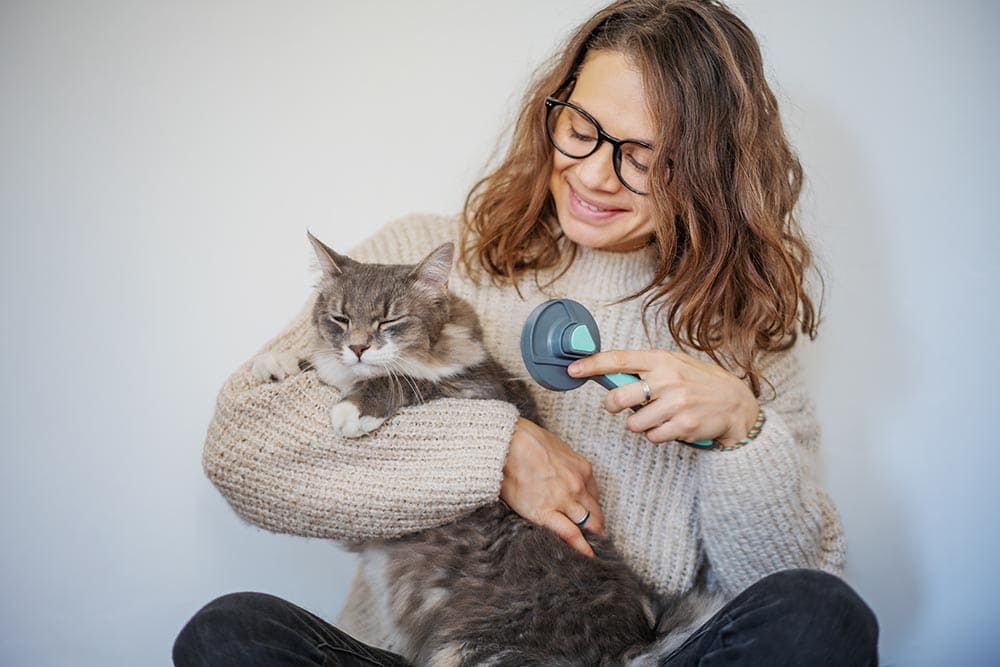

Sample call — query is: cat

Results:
[252,231,722,667]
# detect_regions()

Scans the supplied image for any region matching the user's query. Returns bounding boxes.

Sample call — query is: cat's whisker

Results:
[399,361,428,405]
[387,361,424,406]
[375,362,402,406]
[384,366,404,407]
[391,362,425,405]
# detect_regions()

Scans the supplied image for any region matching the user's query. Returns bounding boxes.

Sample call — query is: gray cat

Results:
[252,232,722,667]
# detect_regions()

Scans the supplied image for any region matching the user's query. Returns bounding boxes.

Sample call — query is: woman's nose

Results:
[574,142,620,193]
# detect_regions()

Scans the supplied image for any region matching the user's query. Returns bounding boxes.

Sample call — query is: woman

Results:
[175,1,878,664]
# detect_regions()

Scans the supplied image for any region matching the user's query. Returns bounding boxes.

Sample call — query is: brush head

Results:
[520,299,601,391]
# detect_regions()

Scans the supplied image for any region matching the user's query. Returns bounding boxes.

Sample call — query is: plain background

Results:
[2,1,998,665]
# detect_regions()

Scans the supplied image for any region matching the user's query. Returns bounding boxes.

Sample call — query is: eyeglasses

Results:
[544,96,669,195]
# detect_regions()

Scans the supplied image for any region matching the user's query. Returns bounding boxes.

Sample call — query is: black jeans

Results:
[173,569,878,666]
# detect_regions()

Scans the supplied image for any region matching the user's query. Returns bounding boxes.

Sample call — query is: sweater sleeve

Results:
[201,214,521,543]
[696,346,846,595]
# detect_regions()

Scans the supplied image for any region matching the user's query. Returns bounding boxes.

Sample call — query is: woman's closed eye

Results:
[623,149,649,173]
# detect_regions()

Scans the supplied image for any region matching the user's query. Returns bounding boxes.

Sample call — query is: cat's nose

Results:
[349,344,370,360]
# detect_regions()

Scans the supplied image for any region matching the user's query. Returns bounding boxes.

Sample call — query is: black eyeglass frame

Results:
[544,95,671,195]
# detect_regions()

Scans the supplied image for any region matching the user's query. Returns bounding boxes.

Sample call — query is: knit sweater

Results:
[203,213,846,652]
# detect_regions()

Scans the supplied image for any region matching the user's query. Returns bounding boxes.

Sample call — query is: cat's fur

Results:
[252,232,723,667]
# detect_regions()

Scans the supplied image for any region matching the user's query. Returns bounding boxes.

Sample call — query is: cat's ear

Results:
[411,242,454,293]
[307,230,351,276]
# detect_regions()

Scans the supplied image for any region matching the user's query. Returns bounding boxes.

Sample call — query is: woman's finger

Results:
[566,503,591,527]
[581,478,606,533]
[568,349,664,378]
[641,419,694,445]
[546,510,595,557]
[637,405,721,445]
[604,378,656,414]
[575,460,605,532]
[626,395,676,432]
[567,496,605,535]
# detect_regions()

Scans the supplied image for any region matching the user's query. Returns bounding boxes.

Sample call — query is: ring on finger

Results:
[574,510,591,527]
[639,380,652,406]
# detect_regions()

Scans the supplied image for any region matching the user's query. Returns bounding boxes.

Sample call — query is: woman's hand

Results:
[500,417,605,557]
[568,350,759,448]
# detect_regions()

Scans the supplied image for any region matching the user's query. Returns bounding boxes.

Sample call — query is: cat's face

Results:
[307,232,453,381]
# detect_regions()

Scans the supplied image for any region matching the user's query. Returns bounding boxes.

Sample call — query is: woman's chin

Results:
[558,216,649,252]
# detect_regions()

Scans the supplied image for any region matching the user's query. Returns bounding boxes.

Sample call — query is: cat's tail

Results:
[624,590,727,666]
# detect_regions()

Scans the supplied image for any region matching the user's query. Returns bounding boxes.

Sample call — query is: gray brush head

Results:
[520,299,602,391]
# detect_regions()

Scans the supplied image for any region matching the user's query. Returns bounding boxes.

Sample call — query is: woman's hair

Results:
[461,0,819,396]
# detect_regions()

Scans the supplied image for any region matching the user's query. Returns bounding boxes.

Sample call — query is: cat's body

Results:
[253,233,722,667]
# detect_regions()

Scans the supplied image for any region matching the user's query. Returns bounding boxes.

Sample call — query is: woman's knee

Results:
[197,591,290,618]
[762,569,872,612]
[173,592,288,663]
[759,569,879,651]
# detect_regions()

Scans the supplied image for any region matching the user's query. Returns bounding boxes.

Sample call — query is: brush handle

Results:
[591,372,640,390]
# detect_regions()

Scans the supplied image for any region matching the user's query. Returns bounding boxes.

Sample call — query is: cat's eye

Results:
[328,314,350,328]
[378,316,407,331]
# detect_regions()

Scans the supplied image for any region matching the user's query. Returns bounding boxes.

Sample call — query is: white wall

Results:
[1,1,996,665]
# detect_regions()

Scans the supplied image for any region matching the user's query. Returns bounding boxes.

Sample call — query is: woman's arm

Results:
[203,214,522,543]
[204,318,519,542]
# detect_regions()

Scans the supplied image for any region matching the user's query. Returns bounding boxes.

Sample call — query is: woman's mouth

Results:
[569,186,625,221]
[576,195,606,212]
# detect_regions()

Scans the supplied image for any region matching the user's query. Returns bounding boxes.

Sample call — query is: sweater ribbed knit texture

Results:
[202,213,846,652]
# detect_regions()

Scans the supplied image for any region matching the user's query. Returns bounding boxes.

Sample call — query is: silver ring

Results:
[574,510,591,527]
[639,380,652,406]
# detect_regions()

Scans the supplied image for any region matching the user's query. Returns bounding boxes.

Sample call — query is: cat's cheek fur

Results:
[330,400,386,438]
[251,350,302,383]
[310,351,360,393]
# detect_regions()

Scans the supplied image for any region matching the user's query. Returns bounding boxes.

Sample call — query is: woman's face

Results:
[548,50,658,252]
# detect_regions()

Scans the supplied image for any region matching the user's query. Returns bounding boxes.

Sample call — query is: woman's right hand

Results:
[500,417,604,557]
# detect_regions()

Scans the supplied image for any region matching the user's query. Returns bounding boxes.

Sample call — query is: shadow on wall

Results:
[794,96,919,662]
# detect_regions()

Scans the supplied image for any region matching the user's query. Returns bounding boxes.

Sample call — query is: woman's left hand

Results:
[568,350,759,447]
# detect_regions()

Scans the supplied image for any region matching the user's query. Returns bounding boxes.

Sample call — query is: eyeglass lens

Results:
[546,103,652,194]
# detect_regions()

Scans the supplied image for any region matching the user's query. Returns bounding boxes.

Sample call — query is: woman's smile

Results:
[567,184,629,221]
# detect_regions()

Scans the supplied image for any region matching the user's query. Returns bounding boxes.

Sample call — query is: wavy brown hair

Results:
[461,0,819,396]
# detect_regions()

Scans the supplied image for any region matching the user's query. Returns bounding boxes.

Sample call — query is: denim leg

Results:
[173,592,412,667]
[664,569,879,667]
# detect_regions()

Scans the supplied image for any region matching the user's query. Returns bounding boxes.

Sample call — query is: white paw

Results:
[330,401,386,438]
[252,350,302,382]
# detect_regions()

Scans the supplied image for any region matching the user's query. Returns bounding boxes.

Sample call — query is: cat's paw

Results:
[330,401,386,438]
[252,350,302,382]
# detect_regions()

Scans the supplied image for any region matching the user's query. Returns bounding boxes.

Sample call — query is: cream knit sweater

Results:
[203,213,846,652]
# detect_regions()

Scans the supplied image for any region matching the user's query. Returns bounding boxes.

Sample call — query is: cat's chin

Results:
[312,354,390,393]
